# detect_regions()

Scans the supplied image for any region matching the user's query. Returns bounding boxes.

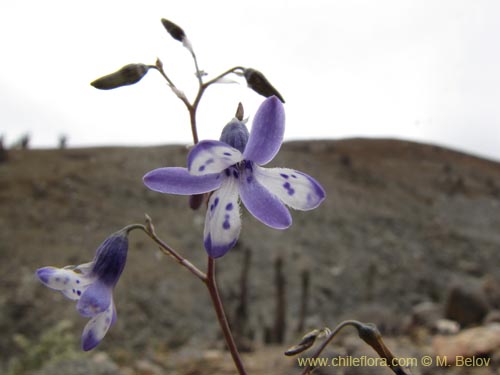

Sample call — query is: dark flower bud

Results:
[91,64,150,90]
[244,68,285,103]
[161,18,186,43]
[284,328,331,356]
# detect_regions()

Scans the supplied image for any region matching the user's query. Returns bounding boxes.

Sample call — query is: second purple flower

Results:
[144,96,325,258]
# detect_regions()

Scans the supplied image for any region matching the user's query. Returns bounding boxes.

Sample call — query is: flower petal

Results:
[239,163,292,229]
[187,140,243,175]
[81,299,116,351]
[203,175,241,258]
[243,96,285,165]
[144,167,222,195]
[254,167,326,210]
[77,280,112,317]
[36,267,94,301]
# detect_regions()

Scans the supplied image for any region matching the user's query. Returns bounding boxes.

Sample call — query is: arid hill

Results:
[1,139,499,374]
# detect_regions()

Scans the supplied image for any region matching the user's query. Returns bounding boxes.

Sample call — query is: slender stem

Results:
[127,222,207,282]
[203,66,245,87]
[190,50,204,87]
[186,66,245,144]
[153,56,249,374]
[188,108,199,144]
[300,320,361,375]
[205,257,248,375]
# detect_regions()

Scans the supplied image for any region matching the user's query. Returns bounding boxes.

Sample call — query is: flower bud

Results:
[284,328,330,356]
[220,119,249,153]
[91,64,150,90]
[244,68,285,103]
[161,18,186,42]
[235,102,244,121]
[91,230,128,286]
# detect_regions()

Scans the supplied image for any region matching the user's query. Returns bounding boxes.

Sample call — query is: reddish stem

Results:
[205,257,248,375]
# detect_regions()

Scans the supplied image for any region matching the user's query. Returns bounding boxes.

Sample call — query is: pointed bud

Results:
[155,57,164,71]
[160,18,194,55]
[356,322,410,374]
[284,328,331,356]
[91,64,150,90]
[235,102,244,121]
[244,68,285,103]
[161,18,186,42]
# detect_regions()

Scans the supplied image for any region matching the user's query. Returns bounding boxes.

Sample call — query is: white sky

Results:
[1,0,499,161]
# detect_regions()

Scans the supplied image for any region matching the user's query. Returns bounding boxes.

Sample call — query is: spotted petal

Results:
[243,96,285,166]
[239,163,292,229]
[36,267,94,301]
[81,299,116,351]
[203,176,241,258]
[77,280,112,317]
[144,167,223,195]
[254,167,326,210]
[188,140,243,175]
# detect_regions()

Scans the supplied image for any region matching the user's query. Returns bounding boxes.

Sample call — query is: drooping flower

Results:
[144,96,325,258]
[36,230,129,351]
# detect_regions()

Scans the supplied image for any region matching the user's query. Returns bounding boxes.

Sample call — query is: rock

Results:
[483,310,500,324]
[434,319,460,335]
[432,323,500,364]
[444,281,490,327]
[483,275,500,309]
[134,358,163,374]
[406,301,442,331]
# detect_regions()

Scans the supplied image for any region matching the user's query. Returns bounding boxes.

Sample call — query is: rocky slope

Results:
[1,139,499,374]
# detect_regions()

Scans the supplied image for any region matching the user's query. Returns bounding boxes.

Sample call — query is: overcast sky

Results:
[1,0,499,161]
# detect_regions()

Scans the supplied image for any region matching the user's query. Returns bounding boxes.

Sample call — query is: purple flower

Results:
[36,230,128,351]
[144,96,325,258]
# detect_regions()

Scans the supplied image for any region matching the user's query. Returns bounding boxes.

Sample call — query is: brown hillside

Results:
[1,138,500,374]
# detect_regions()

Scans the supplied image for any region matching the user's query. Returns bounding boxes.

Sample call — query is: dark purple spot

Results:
[280,173,289,179]
[225,169,231,177]
[76,280,80,284]
[77,290,81,296]
[226,203,234,211]
[223,221,231,230]
[233,170,239,179]
[223,152,232,156]
[214,197,219,207]
[72,289,76,293]
[216,175,221,180]
[206,158,215,165]
[246,176,253,183]
[283,182,295,196]
[198,165,206,172]
[291,174,297,178]
[244,161,253,171]
[210,203,215,211]
[55,277,60,282]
